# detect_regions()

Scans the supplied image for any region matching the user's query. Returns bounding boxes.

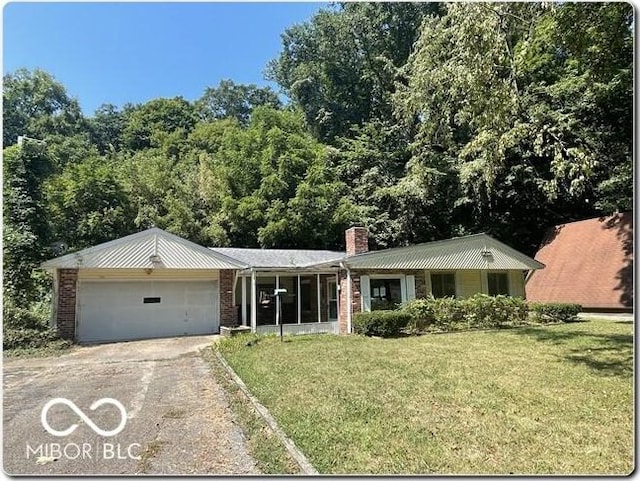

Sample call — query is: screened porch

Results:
[234,271,340,334]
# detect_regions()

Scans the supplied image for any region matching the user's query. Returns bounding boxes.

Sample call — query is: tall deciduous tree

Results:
[121,97,198,151]
[3,143,53,305]
[45,157,135,251]
[395,2,632,253]
[268,2,440,142]
[2,68,84,146]
[195,79,281,125]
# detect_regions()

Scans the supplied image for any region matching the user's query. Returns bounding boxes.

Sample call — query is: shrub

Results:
[3,302,71,351]
[3,303,49,330]
[401,295,530,332]
[462,294,529,328]
[529,302,582,323]
[401,297,437,331]
[353,310,412,337]
[3,327,71,350]
[430,297,466,329]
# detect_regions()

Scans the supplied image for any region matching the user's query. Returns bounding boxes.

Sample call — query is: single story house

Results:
[526,212,633,312]
[41,227,544,343]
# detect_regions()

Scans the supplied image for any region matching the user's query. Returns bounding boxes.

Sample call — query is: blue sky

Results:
[3,2,327,115]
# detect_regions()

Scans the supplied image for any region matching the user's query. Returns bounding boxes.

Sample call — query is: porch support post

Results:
[251,270,257,332]
[241,276,247,326]
[297,275,301,324]
[275,274,280,326]
[316,273,321,323]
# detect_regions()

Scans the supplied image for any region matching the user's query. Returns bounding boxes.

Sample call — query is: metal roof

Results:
[210,248,344,269]
[41,228,246,270]
[342,234,544,270]
[41,229,542,272]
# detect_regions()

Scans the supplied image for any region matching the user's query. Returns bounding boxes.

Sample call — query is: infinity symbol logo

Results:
[41,398,128,437]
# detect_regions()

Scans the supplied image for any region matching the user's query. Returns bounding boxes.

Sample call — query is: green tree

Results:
[195,79,281,125]
[194,107,356,248]
[88,103,128,154]
[45,157,135,251]
[3,68,84,147]
[395,2,632,253]
[3,142,53,305]
[268,2,440,142]
[122,97,198,151]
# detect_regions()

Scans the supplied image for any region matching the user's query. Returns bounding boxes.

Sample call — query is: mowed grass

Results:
[219,319,633,475]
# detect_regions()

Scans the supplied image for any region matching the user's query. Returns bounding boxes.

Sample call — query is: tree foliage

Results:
[267,2,440,141]
[2,68,84,146]
[1,2,632,316]
[195,79,281,125]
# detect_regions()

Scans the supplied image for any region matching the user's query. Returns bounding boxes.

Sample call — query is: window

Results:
[487,272,509,296]
[143,297,161,304]
[370,278,402,310]
[431,273,456,298]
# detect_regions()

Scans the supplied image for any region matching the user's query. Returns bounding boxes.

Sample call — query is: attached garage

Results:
[42,228,245,343]
[77,278,220,343]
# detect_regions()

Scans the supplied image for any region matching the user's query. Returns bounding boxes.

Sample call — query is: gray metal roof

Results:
[210,248,345,269]
[342,234,544,270]
[41,228,246,270]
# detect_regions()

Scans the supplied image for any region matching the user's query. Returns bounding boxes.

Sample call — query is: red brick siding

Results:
[220,270,237,327]
[345,227,369,256]
[338,272,361,334]
[56,269,78,340]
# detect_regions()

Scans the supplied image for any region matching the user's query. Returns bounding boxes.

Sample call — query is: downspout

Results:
[232,270,238,306]
[346,266,353,334]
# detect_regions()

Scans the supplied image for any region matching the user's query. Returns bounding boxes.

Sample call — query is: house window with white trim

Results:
[487,272,509,296]
[431,272,456,298]
[370,278,402,310]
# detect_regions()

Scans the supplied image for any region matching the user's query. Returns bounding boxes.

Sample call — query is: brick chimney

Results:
[345,226,369,256]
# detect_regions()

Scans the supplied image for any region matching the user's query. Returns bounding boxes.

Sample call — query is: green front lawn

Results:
[218,319,633,475]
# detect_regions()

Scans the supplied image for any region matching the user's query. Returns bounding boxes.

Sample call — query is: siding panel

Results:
[78,268,220,281]
[458,270,482,298]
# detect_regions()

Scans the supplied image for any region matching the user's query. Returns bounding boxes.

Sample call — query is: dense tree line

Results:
[3,2,633,312]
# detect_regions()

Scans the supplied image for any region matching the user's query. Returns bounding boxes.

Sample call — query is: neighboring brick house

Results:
[41,227,543,343]
[526,213,633,312]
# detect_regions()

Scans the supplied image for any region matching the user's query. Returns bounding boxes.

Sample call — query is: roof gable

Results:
[41,228,246,270]
[526,213,633,309]
[343,234,544,270]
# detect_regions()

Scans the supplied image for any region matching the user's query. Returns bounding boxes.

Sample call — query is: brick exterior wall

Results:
[56,269,78,340]
[220,269,238,327]
[338,269,428,334]
[345,226,369,256]
[338,272,361,334]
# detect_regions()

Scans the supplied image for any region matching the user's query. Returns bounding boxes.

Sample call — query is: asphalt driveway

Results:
[3,335,259,475]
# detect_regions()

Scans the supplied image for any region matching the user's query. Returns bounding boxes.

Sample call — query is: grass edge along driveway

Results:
[218,319,633,475]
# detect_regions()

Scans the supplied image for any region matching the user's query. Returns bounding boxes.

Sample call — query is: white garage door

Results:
[77,280,219,343]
